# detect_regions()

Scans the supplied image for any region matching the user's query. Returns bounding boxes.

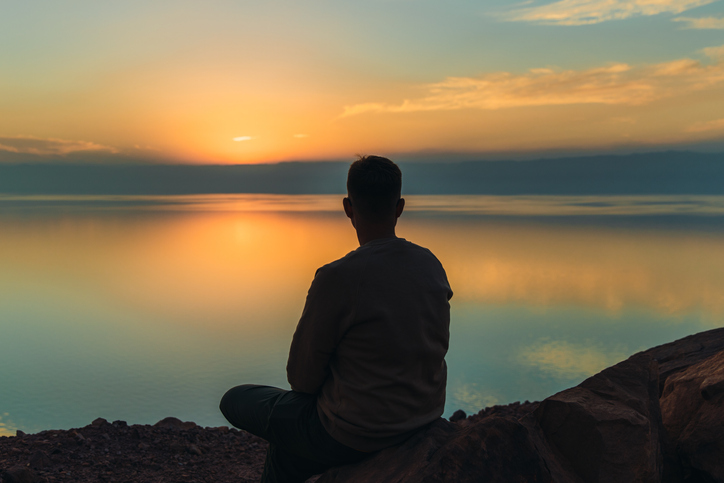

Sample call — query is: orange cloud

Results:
[702,44,724,59]
[687,118,724,132]
[673,15,724,28]
[342,48,724,116]
[0,135,118,156]
[505,0,716,26]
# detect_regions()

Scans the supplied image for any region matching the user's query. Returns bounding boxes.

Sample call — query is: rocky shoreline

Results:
[0,404,537,483]
[3,327,724,483]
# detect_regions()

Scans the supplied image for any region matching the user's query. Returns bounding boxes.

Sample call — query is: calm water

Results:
[1,194,723,436]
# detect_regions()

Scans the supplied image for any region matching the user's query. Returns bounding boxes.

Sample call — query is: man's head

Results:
[344,155,404,244]
[346,155,402,219]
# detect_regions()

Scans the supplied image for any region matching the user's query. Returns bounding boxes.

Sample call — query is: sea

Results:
[1,193,723,435]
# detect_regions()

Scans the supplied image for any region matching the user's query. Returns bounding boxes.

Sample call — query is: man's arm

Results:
[287,266,352,394]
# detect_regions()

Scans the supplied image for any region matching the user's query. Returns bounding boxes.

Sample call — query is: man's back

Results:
[287,237,453,452]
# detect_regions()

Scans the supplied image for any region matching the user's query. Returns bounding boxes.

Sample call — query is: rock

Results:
[660,350,724,482]
[15,430,26,437]
[319,417,551,483]
[91,417,108,427]
[187,443,204,456]
[532,352,664,483]
[154,417,197,430]
[448,409,466,422]
[321,352,667,483]
[2,466,41,483]
[644,327,724,395]
[28,449,51,469]
[469,400,538,423]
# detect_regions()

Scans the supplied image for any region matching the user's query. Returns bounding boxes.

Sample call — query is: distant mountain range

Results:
[0,151,722,195]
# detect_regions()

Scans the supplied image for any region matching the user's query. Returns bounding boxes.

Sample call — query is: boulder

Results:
[321,352,668,483]
[318,417,552,483]
[153,416,197,430]
[91,417,108,427]
[644,328,724,395]
[660,350,724,482]
[531,353,663,483]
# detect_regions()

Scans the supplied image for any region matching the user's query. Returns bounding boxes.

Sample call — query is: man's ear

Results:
[343,197,354,220]
[395,198,405,218]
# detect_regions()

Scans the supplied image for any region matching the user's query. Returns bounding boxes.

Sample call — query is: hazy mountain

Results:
[0,151,721,195]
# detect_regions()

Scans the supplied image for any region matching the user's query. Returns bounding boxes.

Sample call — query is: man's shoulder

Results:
[320,238,443,275]
[311,246,362,283]
[383,238,444,266]
[313,238,452,299]
[398,239,440,258]
[315,244,369,278]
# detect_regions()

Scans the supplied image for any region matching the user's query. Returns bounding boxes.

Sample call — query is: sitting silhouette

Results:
[220,155,452,483]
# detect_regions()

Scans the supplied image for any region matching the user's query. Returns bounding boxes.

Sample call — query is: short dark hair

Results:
[347,155,402,219]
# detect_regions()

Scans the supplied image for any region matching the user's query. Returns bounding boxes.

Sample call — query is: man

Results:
[220,155,452,482]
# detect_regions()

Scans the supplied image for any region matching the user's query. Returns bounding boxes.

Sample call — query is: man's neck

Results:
[356,227,397,246]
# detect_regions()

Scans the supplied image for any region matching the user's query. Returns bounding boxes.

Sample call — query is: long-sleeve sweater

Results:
[287,237,452,452]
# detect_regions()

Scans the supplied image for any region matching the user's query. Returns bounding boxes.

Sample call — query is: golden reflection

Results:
[452,383,501,411]
[0,413,16,437]
[0,209,355,332]
[407,195,724,217]
[518,340,628,379]
[1,195,723,333]
[401,218,724,318]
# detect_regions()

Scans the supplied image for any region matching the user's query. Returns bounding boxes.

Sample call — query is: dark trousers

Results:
[220,385,370,483]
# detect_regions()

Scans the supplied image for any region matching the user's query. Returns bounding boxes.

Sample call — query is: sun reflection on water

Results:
[518,340,629,379]
[0,413,17,437]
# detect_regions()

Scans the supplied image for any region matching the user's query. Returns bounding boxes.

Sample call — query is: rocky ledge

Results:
[3,328,724,483]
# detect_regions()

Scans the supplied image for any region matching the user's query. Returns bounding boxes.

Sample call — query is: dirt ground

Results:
[0,417,268,483]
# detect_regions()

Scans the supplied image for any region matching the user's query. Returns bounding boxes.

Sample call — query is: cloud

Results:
[341,48,724,116]
[0,135,118,156]
[233,136,254,142]
[702,44,724,59]
[504,0,716,26]
[519,340,627,379]
[134,144,161,152]
[673,15,724,28]
[687,118,724,132]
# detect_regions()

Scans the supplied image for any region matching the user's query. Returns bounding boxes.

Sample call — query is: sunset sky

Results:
[2,0,724,164]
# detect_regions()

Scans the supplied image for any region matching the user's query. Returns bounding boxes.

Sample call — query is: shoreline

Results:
[0,402,537,483]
